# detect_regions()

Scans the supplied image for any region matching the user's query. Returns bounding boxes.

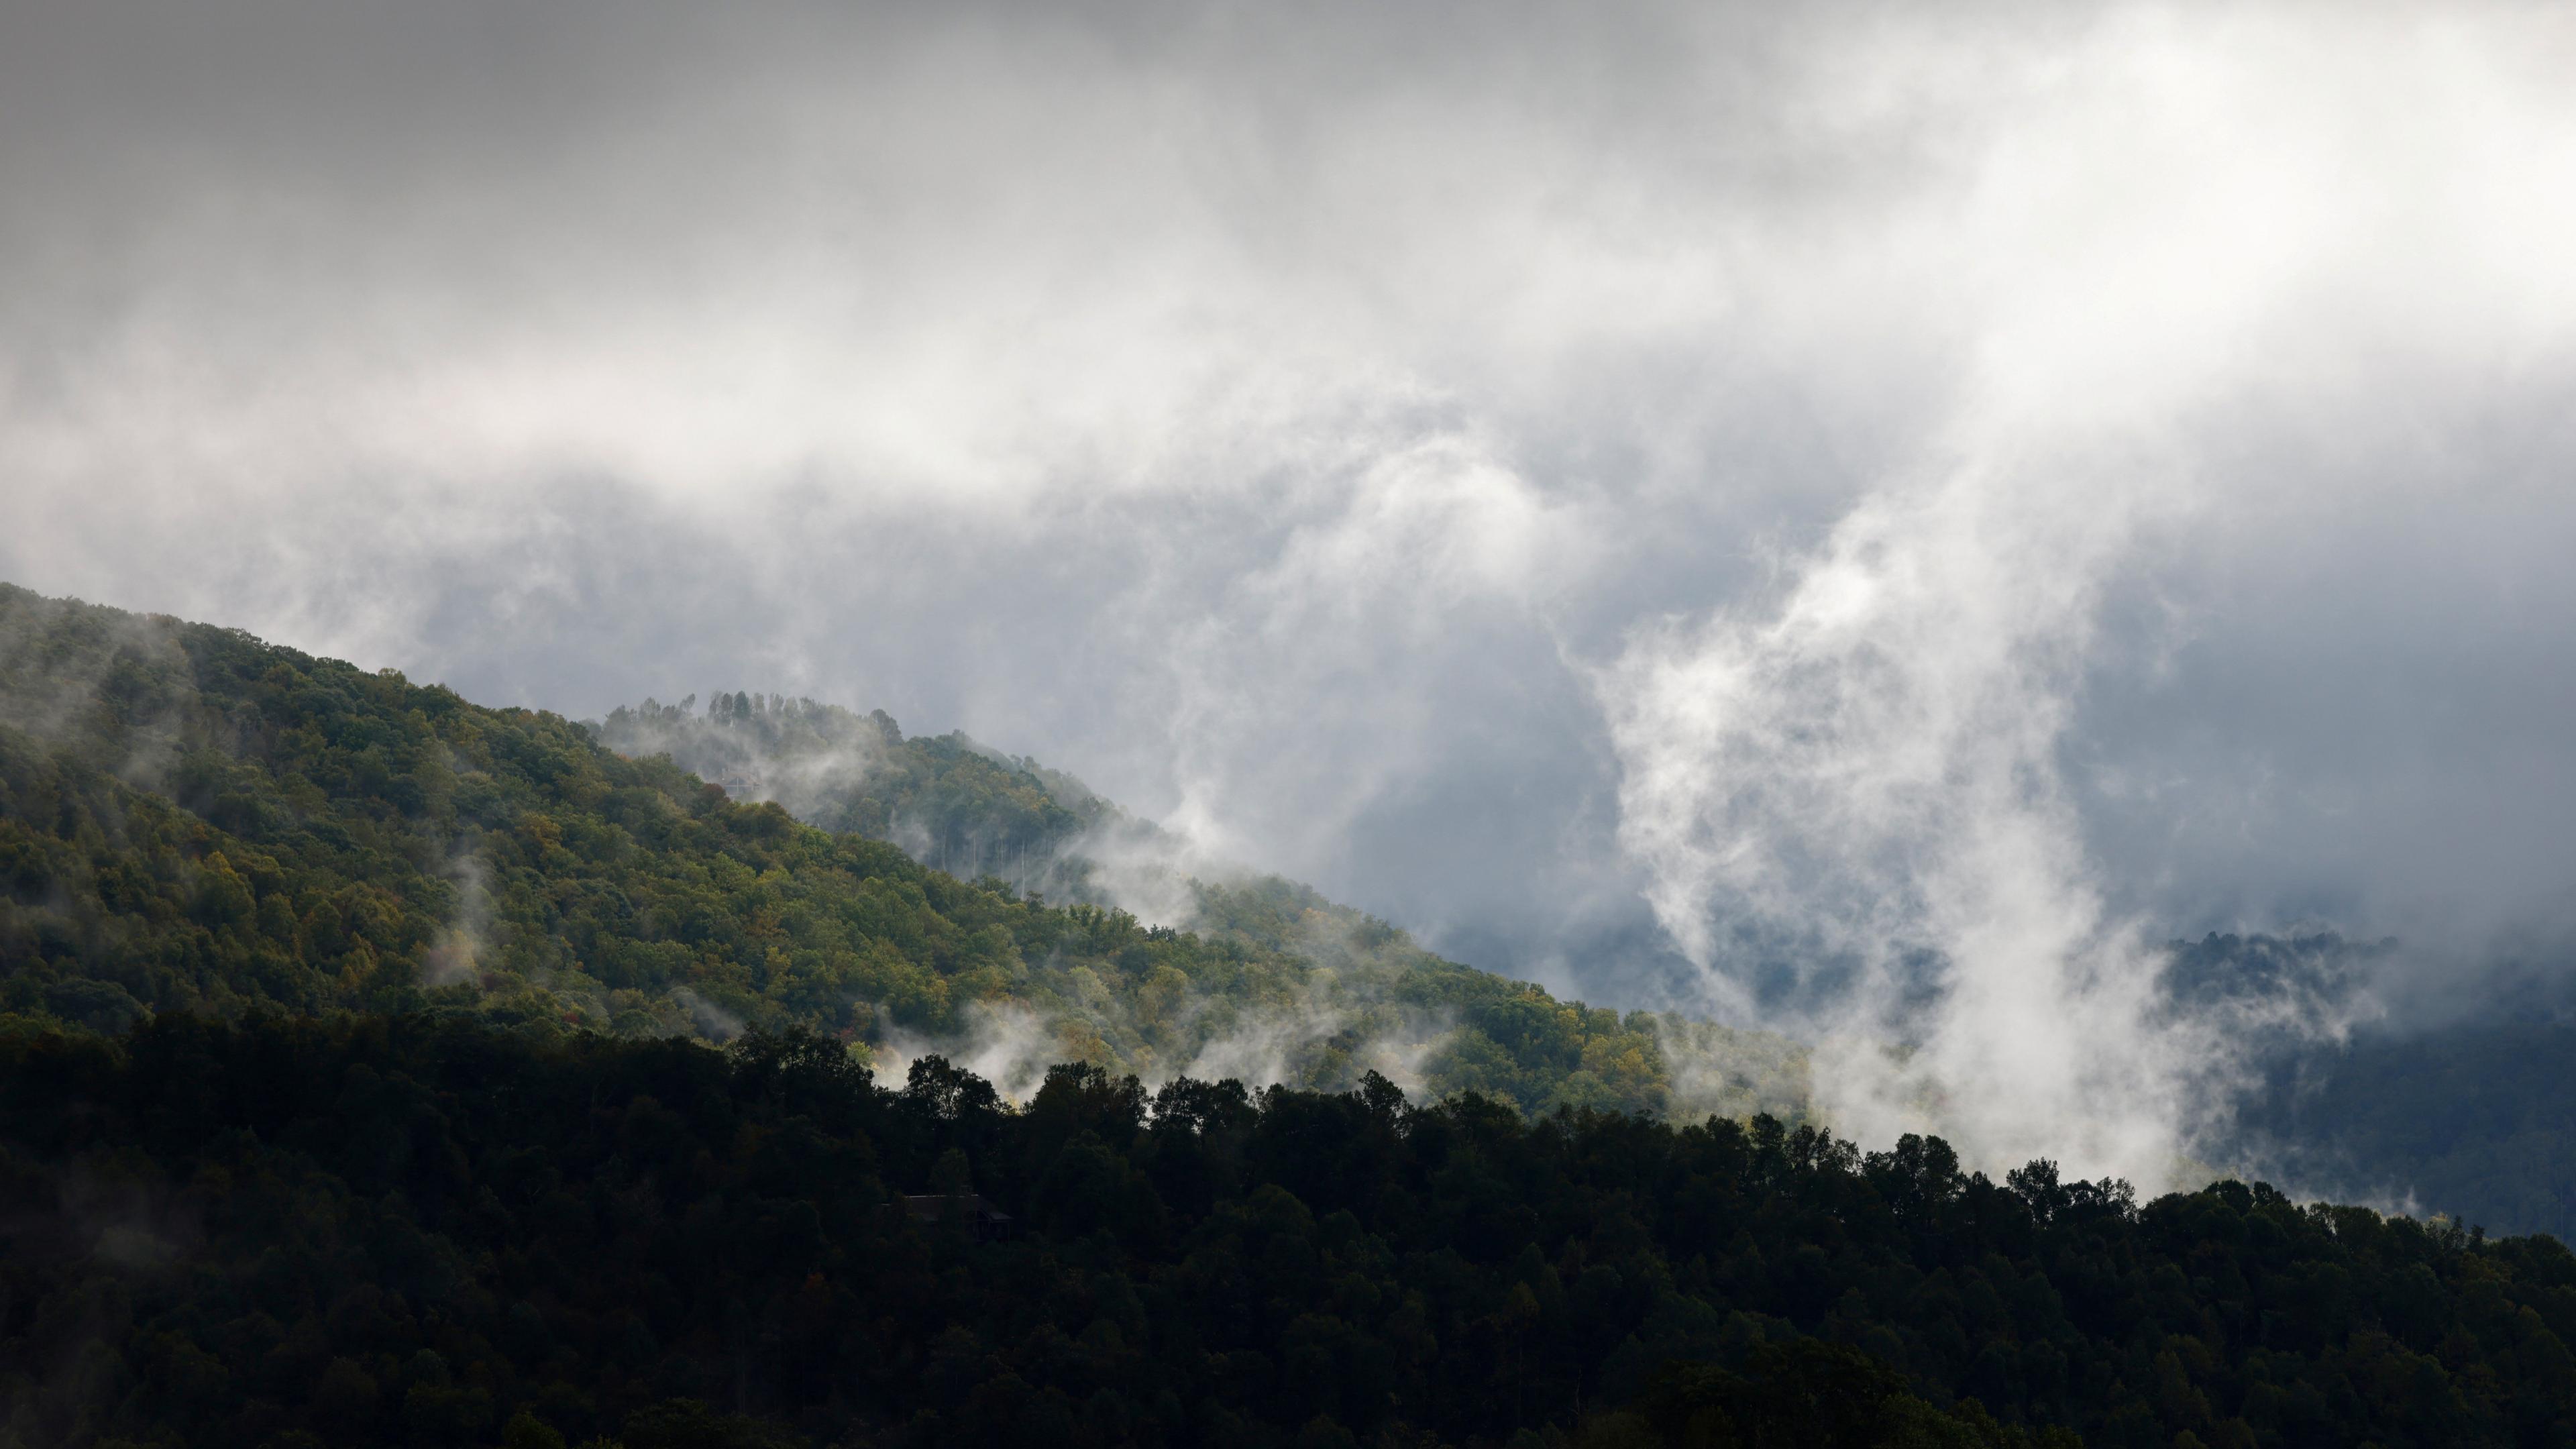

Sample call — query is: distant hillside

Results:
[0,583,1805,1121]
[590,692,1156,908]
[2231,1011,2576,1243]
[2165,929,2576,1242]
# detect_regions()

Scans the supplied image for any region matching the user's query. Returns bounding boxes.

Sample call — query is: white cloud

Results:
[7,0,2576,1172]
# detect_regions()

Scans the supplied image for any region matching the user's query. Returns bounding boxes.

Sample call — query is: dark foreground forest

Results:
[9,1015,2576,1449]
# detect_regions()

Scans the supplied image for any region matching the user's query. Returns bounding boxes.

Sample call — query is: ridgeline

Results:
[8,582,2576,1448]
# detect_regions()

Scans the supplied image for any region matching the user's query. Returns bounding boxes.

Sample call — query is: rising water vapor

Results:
[1593,8,2576,1186]
[1600,449,2206,1184]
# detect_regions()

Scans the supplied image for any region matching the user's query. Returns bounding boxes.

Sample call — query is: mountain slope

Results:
[592,694,1118,889]
[590,689,1812,1116]
[0,583,1803,1120]
[2230,1012,2576,1242]
[588,692,2576,1243]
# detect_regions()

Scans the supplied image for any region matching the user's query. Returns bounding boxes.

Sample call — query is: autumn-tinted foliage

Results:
[8,1016,2576,1449]
[0,582,1795,1118]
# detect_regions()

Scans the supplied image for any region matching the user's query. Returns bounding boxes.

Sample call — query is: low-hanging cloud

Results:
[7,0,2576,1171]
[1593,5,2576,1184]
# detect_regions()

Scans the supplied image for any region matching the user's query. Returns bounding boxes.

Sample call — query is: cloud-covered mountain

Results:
[7,0,2576,1197]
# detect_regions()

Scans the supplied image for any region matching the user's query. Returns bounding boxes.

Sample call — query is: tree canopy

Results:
[0,583,1799,1120]
[8,1015,2576,1448]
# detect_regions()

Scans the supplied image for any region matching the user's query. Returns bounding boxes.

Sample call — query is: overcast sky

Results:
[7,0,2576,1122]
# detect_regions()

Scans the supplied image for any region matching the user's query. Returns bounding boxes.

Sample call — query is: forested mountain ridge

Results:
[14,585,2576,1447]
[0,583,1801,1120]
[11,580,2576,1248]
[588,686,1813,1118]
[590,694,1118,890]
[578,694,2576,1250]
[589,691,1432,966]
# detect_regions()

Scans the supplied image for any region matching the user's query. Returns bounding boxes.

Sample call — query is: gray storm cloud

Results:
[7,0,2576,1171]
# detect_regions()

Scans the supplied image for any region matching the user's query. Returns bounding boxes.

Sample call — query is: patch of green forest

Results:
[590,693,1119,890]
[583,686,2576,1252]
[0,584,1799,1120]
[11,1014,2576,1449]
